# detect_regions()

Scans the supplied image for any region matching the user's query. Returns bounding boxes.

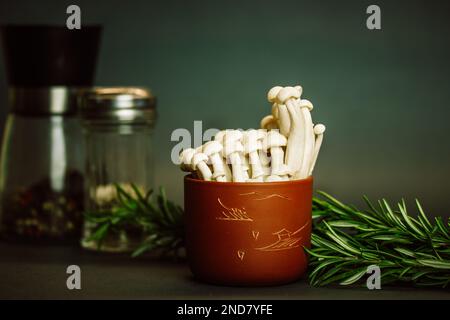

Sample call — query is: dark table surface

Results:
[0,243,449,300]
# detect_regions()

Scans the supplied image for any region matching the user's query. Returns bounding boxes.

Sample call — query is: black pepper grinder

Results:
[0,25,102,243]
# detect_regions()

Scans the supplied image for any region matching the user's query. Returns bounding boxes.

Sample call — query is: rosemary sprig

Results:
[308,191,450,288]
[84,185,184,258]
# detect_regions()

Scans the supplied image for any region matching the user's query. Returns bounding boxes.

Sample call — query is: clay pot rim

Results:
[185,174,313,186]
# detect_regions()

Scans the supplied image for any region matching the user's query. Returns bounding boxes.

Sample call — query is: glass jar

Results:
[80,87,157,252]
[0,87,85,243]
[0,25,101,243]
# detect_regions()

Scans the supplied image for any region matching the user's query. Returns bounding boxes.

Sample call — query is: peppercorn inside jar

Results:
[80,87,156,252]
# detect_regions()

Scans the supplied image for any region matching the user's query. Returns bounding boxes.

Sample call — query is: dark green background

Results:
[1,0,449,217]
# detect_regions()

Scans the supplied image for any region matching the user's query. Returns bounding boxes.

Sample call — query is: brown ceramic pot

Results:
[184,175,313,286]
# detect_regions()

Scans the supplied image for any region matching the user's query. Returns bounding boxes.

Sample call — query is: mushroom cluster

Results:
[179,85,326,182]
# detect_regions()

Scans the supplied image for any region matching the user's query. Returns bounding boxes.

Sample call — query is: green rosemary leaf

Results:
[340,267,368,285]
[363,195,380,216]
[398,199,426,239]
[435,217,450,238]
[398,266,413,278]
[371,236,413,245]
[312,210,328,219]
[411,270,430,281]
[415,199,433,231]
[382,199,407,231]
[394,247,416,258]
[414,252,440,260]
[327,220,367,229]
[303,246,340,259]
[317,191,353,213]
[417,259,450,269]
[308,257,342,280]
[90,223,110,241]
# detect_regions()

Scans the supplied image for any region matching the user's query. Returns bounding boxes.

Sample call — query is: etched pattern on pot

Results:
[216,198,253,221]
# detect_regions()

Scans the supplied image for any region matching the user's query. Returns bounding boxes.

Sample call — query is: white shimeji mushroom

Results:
[267,86,283,102]
[271,103,279,119]
[263,130,288,176]
[241,154,250,180]
[292,99,315,179]
[203,140,230,182]
[179,148,196,172]
[192,152,213,181]
[214,130,227,144]
[223,130,246,182]
[308,123,326,176]
[255,129,271,177]
[268,86,293,137]
[260,115,278,130]
[276,86,306,176]
[274,104,291,137]
[214,130,233,179]
[243,129,265,179]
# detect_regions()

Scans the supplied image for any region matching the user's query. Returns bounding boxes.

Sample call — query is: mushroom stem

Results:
[296,99,315,179]
[213,131,233,181]
[216,176,227,182]
[211,153,227,179]
[275,103,291,137]
[197,162,212,180]
[240,154,250,180]
[224,130,246,182]
[243,130,265,179]
[203,141,229,181]
[284,98,305,174]
[179,148,196,172]
[308,124,326,176]
[270,146,285,175]
[248,151,263,177]
[192,153,213,181]
[229,153,245,182]
[262,130,287,176]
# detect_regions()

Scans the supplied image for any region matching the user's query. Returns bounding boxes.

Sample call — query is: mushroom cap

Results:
[192,152,209,168]
[223,140,244,156]
[214,130,227,143]
[242,129,263,154]
[276,86,301,104]
[263,130,287,150]
[179,148,196,166]
[294,85,303,97]
[314,123,326,135]
[256,129,267,140]
[224,129,243,143]
[297,99,314,111]
[267,86,283,103]
[260,115,278,130]
[203,140,223,156]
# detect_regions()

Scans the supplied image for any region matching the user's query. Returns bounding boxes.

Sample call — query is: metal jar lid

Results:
[9,86,84,116]
[81,87,156,125]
